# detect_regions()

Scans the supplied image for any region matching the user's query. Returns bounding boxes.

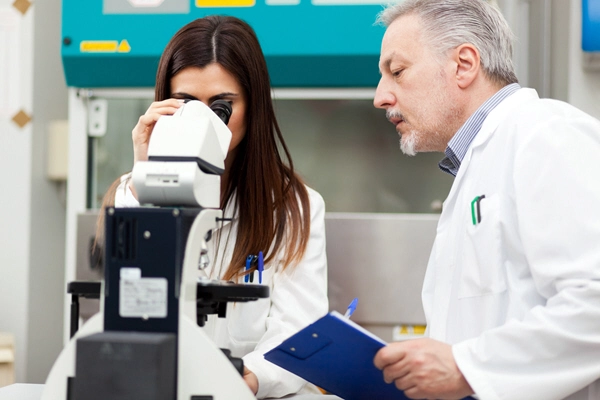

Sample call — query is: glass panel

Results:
[92,97,152,208]
[91,97,453,213]
[275,99,453,213]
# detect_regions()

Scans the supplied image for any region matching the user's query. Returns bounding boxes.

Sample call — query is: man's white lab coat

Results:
[423,88,600,400]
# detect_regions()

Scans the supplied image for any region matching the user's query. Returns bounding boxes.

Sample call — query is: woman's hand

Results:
[129,99,181,198]
[243,367,259,395]
[132,99,182,164]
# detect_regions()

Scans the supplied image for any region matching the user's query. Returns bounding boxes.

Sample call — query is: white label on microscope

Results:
[120,267,141,280]
[119,277,168,318]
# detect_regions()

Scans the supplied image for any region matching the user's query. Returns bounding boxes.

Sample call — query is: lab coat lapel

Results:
[443,88,540,208]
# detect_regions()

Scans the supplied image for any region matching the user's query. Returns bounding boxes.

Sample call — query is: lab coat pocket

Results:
[458,194,507,298]
[226,267,274,346]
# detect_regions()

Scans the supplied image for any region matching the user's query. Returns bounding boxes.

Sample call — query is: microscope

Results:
[42,100,268,400]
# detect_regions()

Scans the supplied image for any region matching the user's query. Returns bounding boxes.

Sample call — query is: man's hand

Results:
[243,367,259,395]
[373,338,473,399]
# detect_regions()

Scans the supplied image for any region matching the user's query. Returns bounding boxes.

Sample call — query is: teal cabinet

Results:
[62,0,386,87]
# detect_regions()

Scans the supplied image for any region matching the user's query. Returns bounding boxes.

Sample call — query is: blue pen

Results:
[344,298,358,318]
[258,251,264,284]
[244,255,253,283]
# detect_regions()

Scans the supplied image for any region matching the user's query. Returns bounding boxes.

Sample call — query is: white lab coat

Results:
[115,182,328,399]
[422,88,600,400]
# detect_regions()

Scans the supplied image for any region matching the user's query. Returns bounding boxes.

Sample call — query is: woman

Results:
[98,15,328,398]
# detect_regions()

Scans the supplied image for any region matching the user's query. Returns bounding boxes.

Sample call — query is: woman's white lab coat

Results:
[422,88,600,400]
[116,183,328,399]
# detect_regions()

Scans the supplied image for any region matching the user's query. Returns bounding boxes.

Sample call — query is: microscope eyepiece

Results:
[210,100,232,125]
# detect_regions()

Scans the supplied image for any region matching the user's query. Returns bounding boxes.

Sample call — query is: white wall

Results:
[27,0,68,383]
[497,0,600,115]
[0,1,34,383]
[0,0,68,383]
[496,0,573,101]
[496,0,532,86]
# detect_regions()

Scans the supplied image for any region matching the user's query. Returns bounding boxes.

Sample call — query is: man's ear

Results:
[454,43,480,89]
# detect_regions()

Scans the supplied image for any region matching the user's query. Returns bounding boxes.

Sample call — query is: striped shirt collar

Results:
[439,83,521,176]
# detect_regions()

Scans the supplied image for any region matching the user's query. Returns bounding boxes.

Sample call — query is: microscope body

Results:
[42,101,265,400]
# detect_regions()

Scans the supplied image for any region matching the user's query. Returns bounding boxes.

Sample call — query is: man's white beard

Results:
[400,132,418,156]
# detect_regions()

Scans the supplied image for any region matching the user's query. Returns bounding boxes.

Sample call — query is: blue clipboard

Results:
[265,311,476,400]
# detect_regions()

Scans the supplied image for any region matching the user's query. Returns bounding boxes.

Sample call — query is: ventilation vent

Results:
[111,216,137,261]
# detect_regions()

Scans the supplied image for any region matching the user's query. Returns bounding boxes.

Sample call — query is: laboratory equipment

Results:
[42,100,268,400]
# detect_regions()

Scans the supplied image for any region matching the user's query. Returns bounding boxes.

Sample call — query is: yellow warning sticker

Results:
[80,40,131,53]
[196,0,255,7]
[413,325,426,335]
[118,40,131,53]
[394,325,427,337]
[80,41,119,53]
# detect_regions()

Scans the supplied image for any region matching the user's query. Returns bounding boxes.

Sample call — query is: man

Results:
[372,1,600,399]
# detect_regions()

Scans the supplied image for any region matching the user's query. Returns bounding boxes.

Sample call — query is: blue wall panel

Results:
[582,0,600,51]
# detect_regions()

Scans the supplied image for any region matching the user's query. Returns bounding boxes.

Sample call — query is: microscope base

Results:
[41,314,256,400]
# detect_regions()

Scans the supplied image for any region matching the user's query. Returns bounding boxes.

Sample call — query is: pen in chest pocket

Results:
[470,194,486,225]
[244,253,264,283]
[258,251,264,284]
[244,254,256,283]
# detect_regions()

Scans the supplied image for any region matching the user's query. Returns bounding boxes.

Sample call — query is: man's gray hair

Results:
[377,0,518,85]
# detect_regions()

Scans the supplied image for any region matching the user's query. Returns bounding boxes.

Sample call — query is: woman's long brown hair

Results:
[97,16,311,281]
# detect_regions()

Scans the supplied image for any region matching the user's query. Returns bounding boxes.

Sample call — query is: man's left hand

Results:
[373,338,473,399]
